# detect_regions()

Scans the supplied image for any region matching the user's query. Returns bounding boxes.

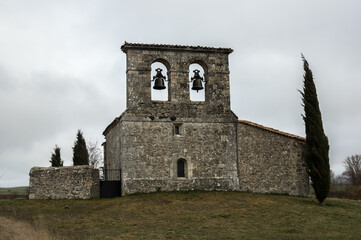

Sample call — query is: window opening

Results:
[189,63,205,101]
[177,159,186,177]
[173,123,182,135]
[151,62,168,101]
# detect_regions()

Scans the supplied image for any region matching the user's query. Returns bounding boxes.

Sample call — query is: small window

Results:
[177,159,186,177]
[174,123,183,135]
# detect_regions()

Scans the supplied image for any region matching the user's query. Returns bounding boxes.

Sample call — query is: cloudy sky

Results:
[1,0,360,187]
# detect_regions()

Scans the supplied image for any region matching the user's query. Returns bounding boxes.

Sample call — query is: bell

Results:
[153,68,167,90]
[153,77,166,90]
[191,69,204,92]
[191,78,203,92]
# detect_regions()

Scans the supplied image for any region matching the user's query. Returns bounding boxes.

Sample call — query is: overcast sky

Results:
[1,0,360,187]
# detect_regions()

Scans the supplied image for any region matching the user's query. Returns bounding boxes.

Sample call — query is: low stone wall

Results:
[29,166,99,199]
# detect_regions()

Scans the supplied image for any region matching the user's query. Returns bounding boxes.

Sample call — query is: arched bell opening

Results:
[151,61,169,101]
[189,63,206,102]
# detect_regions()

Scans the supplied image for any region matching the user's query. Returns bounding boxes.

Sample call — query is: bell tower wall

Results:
[121,43,235,121]
[105,43,240,196]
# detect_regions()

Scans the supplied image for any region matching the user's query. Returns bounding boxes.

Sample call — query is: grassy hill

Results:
[0,191,360,239]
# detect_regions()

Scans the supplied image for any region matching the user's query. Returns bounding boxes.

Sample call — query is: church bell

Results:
[153,68,167,90]
[191,69,204,92]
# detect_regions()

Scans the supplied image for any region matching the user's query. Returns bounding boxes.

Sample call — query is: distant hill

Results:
[0,186,29,199]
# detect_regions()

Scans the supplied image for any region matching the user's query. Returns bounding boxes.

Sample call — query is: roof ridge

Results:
[121,42,233,53]
[238,120,305,141]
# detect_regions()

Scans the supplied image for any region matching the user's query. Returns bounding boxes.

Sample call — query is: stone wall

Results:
[119,121,239,195]
[104,117,121,172]
[29,166,99,199]
[237,121,309,196]
[121,43,233,114]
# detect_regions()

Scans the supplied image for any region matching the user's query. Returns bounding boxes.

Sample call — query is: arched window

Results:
[151,61,169,101]
[189,63,205,101]
[177,159,186,178]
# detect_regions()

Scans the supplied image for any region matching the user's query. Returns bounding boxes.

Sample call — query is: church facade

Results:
[103,42,309,196]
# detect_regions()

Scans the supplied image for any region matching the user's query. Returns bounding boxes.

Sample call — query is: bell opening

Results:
[151,62,169,101]
[189,64,205,101]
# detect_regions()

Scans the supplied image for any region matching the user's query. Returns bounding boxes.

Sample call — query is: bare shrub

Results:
[343,154,361,186]
[350,185,361,200]
[87,141,103,168]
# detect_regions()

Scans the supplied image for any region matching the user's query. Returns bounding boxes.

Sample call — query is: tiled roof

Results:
[238,120,305,141]
[121,42,233,54]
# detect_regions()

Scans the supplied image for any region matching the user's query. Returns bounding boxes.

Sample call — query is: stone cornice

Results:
[121,42,233,54]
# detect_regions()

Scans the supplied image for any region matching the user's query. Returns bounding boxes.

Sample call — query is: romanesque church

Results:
[103,42,309,196]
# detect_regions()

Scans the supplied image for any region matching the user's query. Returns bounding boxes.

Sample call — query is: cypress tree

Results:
[72,129,89,165]
[50,145,63,167]
[300,55,330,204]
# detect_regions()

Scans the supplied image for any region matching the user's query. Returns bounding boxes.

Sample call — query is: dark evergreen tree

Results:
[50,145,63,167]
[72,129,89,165]
[300,55,330,204]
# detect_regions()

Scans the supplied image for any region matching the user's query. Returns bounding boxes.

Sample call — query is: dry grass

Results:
[0,216,56,240]
[1,191,361,239]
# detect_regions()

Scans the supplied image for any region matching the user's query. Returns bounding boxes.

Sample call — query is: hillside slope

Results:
[0,191,360,239]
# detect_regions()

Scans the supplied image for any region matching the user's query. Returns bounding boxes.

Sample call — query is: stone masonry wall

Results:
[104,118,121,171]
[29,166,99,199]
[237,122,309,196]
[119,121,239,196]
[122,43,232,115]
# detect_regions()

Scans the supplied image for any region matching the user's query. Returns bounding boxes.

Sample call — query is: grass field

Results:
[0,186,29,200]
[0,186,29,195]
[0,191,361,240]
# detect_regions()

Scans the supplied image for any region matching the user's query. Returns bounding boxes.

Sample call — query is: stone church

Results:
[103,42,309,197]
